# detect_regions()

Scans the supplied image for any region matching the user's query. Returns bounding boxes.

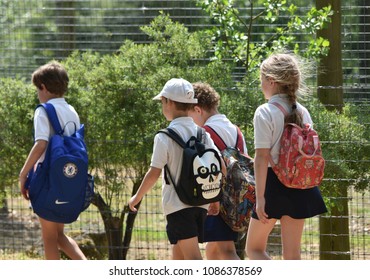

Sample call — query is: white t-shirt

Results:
[34,98,80,162]
[253,94,312,164]
[204,114,248,154]
[150,117,219,216]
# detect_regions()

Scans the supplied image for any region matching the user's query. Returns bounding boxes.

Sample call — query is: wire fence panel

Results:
[0,0,369,260]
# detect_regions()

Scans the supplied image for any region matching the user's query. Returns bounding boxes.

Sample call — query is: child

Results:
[188,82,248,260]
[19,62,87,260]
[128,78,222,260]
[246,52,327,260]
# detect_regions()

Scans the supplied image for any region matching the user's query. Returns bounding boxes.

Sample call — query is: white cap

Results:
[153,78,197,104]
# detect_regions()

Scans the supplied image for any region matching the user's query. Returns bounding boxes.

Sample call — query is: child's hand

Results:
[207,201,220,215]
[19,175,29,200]
[128,195,140,212]
[255,197,269,224]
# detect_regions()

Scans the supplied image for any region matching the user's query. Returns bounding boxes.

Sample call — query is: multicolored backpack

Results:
[269,102,325,189]
[204,125,256,232]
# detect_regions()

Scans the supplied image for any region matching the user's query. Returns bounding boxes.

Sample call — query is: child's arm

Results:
[207,201,220,216]
[221,158,227,176]
[19,140,48,200]
[128,166,162,212]
[253,148,270,224]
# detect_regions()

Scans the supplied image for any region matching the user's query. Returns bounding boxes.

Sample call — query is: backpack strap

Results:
[269,102,291,168]
[203,125,227,151]
[37,103,63,135]
[157,128,186,148]
[271,101,304,121]
[204,124,245,154]
[235,126,245,154]
[196,126,203,143]
[268,102,284,168]
[156,126,203,186]
[270,102,289,116]
[157,127,203,148]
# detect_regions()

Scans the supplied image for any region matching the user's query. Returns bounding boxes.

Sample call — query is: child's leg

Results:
[172,236,202,260]
[39,217,86,260]
[172,243,184,260]
[245,217,276,260]
[280,216,304,260]
[57,233,87,260]
[206,241,240,260]
[39,217,61,260]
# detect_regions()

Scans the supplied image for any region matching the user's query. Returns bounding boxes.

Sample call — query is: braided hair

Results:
[260,53,308,127]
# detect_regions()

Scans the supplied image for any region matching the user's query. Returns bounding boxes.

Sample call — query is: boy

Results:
[188,82,248,260]
[19,62,86,260]
[128,78,222,260]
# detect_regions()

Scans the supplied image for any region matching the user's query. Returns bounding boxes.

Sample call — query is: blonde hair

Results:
[260,52,309,126]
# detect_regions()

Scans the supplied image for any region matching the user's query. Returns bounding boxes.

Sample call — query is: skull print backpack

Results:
[157,127,223,206]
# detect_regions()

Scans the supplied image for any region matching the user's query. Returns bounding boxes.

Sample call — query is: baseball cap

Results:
[153,78,197,104]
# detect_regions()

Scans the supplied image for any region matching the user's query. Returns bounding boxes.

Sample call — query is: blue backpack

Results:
[26,103,94,223]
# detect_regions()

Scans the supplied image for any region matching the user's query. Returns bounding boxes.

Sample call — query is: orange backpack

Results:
[269,103,325,189]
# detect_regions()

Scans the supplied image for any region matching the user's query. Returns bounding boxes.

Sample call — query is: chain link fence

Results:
[0,0,369,260]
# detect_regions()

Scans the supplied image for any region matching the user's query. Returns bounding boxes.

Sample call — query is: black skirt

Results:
[252,168,327,220]
[204,214,238,242]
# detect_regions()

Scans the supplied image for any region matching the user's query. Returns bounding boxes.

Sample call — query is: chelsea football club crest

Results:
[63,163,78,178]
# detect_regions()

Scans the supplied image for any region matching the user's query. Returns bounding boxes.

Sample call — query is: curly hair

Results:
[192,82,220,112]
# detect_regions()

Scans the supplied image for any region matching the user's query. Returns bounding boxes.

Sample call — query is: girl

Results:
[246,52,327,260]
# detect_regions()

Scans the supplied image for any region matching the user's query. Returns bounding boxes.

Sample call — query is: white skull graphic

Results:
[193,151,222,200]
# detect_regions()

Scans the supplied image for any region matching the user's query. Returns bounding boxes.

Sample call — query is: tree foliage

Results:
[196,0,334,147]
[0,78,36,209]
[62,13,234,259]
[197,0,332,75]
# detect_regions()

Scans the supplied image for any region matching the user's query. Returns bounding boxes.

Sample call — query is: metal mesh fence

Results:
[0,0,369,260]
[1,184,369,260]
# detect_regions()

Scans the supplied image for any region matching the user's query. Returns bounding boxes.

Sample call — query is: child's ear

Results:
[193,105,202,113]
[39,84,46,91]
[267,77,276,85]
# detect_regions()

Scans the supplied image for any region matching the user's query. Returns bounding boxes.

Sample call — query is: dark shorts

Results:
[204,214,238,242]
[166,207,207,245]
[252,168,327,220]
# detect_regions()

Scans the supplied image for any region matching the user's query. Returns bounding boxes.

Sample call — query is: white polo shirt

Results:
[204,114,248,154]
[253,94,312,164]
[151,117,219,216]
[34,98,80,162]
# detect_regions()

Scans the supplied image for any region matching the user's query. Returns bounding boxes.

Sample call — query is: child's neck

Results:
[43,94,63,103]
[204,109,219,120]
[171,111,188,120]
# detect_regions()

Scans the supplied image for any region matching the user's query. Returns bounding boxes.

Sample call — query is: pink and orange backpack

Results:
[269,102,325,189]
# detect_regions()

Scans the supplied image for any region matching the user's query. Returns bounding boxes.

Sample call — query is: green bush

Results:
[307,100,369,195]
[61,14,236,259]
[0,78,36,206]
